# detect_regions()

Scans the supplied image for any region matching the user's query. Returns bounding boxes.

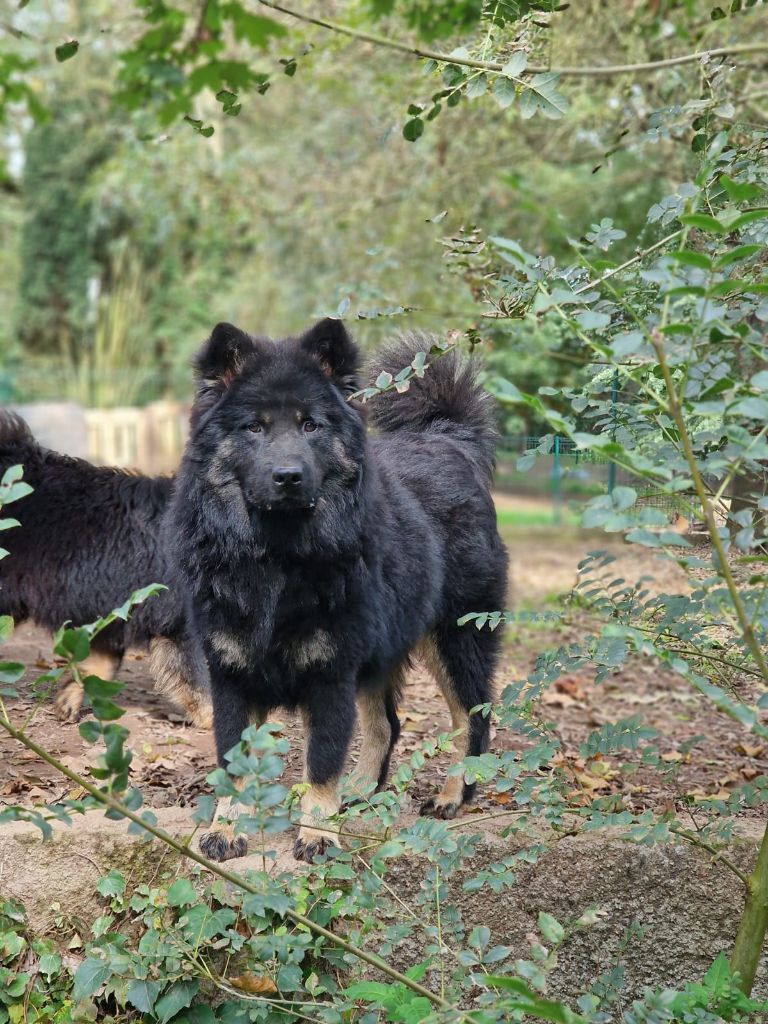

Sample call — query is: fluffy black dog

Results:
[0,411,211,726]
[170,319,507,862]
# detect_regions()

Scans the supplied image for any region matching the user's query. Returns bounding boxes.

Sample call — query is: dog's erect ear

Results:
[191,323,255,424]
[299,319,360,395]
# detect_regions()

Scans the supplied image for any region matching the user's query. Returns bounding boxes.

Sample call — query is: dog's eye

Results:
[302,419,319,433]
[247,423,263,433]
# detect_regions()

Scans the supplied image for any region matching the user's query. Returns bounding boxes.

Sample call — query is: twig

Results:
[670,825,751,889]
[257,2,768,77]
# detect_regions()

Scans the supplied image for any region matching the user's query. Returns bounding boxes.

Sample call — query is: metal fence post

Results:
[553,434,562,525]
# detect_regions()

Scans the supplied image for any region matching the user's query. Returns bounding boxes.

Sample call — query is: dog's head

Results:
[188,318,364,514]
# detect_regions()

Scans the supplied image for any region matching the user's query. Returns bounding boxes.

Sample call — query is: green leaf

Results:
[519,73,568,120]
[73,957,110,1000]
[54,627,90,662]
[728,208,768,231]
[55,40,79,62]
[493,76,517,109]
[154,980,199,1024]
[502,51,528,77]
[0,662,25,684]
[486,976,589,1023]
[465,73,488,98]
[575,311,611,330]
[127,979,162,1013]
[611,486,637,511]
[538,911,565,944]
[669,250,712,270]
[719,174,761,203]
[403,117,424,141]
[167,877,197,907]
[715,244,762,268]
[0,616,14,643]
[97,869,126,899]
[345,980,396,1005]
[680,213,726,233]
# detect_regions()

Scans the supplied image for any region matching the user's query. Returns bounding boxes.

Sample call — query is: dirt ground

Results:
[1,510,766,823]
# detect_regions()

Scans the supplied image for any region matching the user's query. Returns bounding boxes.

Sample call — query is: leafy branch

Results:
[257,1,768,77]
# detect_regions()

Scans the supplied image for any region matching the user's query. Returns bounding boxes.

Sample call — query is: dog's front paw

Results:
[420,795,461,820]
[54,680,84,723]
[293,825,340,863]
[200,826,248,862]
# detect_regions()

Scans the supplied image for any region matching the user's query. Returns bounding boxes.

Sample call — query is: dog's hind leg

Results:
[350,668,404,800]
[54,647,123,723]
[417,626,496,820]
[149,636,213,729]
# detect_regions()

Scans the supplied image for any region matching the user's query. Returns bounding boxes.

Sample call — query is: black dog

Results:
[170,319,507,862]
[0,411,211,726]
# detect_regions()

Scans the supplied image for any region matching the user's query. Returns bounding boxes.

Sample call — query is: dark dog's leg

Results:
[418,625,497,819]
[199,670,254,863]
[149,635,213,729]
[54,644,123,723]
[352,668,403,797]
[294,683,356,863]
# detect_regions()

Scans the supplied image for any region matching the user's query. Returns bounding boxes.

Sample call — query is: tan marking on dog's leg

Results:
[149,637,213,728]
[293,707,342,862]
[54,650,120,723]
[295,779,342,862]
[350,670,403,798]
[417,635,469,818]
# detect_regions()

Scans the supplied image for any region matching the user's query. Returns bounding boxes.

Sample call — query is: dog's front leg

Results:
[294,682,356,863]
[199,661,255,862]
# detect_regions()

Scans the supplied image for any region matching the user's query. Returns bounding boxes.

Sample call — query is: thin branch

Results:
[257,2,768,78]
[669,825,751,889]
[572,231,683,296]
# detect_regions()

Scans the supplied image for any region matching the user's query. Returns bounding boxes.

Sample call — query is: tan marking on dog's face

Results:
[210,630,249,670]
[149,637,213,728]
[291,629,335,670]
[331,436,359,480]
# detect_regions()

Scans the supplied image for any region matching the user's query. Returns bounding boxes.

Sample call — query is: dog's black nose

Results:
[272,466,303,487]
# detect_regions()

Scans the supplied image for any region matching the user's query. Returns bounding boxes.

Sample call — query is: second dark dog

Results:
[0,411,211,726]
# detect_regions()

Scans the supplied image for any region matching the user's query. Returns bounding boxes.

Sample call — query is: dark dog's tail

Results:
[366,335,497,477]
[0,410,34,449]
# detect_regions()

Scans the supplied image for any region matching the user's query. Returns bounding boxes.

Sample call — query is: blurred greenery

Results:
[0,1,765,410]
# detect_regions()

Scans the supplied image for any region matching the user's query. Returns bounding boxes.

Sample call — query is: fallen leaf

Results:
[229,973,278,995]
[736,743,764,758]
[490,792,513,805]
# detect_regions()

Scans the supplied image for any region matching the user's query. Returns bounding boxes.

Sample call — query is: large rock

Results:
[0,810,763,1001]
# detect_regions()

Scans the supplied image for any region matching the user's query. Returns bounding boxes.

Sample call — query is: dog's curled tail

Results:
[366,335,497,477]
[0,410,34,449]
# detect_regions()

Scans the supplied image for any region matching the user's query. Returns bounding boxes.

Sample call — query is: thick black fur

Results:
[170,319,508,859]
[0,411,210,721]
